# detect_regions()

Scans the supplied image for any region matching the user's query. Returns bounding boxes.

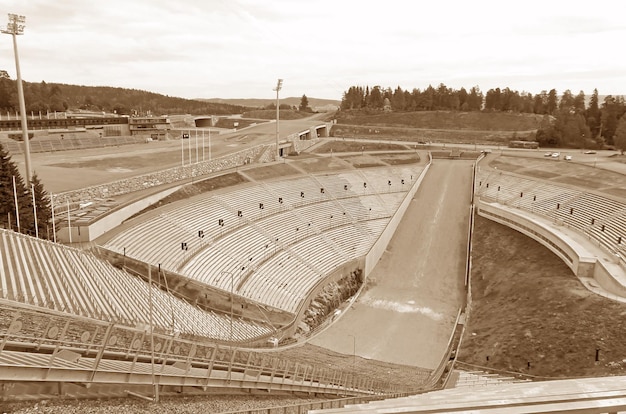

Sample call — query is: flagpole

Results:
[66,199,72,244]
[51,194,56,243]
[12,175,20,233]
[31,183,38,238]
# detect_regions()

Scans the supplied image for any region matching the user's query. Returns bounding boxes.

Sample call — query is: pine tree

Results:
[298,94,310,112]
[547,89,558,115]
[0,143,27,231]
[29,173,51,238]
[586,88,601,138]
[614,115,626,154]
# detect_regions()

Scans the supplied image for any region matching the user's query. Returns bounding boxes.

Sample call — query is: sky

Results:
[1,0,625,101]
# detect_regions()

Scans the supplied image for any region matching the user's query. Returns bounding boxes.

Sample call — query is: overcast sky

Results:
[1,0,625,101]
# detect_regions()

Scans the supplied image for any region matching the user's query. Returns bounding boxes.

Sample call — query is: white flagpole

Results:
[202,130,205,162]
[181,134,184,167]
[66,199,72,244]
[187,130,191,164]
[31,184,38,238]
[51,194,56,243]
[209,129,211,160]
[12,175,20,233]
[195,129,198,164]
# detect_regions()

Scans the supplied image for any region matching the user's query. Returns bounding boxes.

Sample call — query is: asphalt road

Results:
[309,160,474,369]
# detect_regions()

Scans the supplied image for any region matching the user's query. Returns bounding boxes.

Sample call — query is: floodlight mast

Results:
[273,79,283,159]
[2,14,32,185]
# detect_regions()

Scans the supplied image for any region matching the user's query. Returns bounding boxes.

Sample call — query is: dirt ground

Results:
[459,215,626,378]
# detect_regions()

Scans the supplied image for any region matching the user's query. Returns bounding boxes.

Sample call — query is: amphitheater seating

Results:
[477,170,626,261]
[104,166,423,313]
[0,229,271,342]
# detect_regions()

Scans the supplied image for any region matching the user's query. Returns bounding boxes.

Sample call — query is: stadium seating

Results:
[103,166,424,314]
[476,170,626,261]
[0,229,271,341]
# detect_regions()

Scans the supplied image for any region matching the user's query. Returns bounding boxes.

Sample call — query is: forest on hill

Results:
[0,72,250,116]
[341,84,626,150]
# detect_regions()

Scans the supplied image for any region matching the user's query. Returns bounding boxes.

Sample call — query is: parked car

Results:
[584,150,597,154]
[564,155,572,161]
[551,152,560,158]
[544,152,553,157]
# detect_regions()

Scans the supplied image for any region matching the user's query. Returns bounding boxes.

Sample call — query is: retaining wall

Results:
[477,201,626,300]
[364,156,432,276]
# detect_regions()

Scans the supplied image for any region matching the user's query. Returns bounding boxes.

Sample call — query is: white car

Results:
[544,152,552,157]
[551,152,560,158]
[584,150,597,154]
[564,155,572,161]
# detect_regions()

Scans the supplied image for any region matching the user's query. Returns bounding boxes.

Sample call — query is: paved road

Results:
[309,160,474,369]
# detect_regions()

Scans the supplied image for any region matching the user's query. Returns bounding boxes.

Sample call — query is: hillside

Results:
[336,110,544,131]
[0,79,253,116]
[241,109,312,120]
[201,97,340,112]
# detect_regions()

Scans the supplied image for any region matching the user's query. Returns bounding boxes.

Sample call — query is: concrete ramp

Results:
[309,160,474,369]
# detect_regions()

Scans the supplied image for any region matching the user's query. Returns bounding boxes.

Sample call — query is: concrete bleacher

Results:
[476,170,625,261]
[102,166,422,314]
[0,229,271,342]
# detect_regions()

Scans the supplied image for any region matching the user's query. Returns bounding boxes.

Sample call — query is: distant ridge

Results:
[198,97,340,111]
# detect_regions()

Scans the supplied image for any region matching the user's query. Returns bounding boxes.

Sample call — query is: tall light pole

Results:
[273,79,283,159]
[2,14,32,184]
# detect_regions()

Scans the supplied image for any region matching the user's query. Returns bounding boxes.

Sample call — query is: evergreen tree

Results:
[614,115,626,154]
[29,173,51,238]
[547,89,558,115]
[467,86,483,111]
[298,94,310,112]
[0,144,27,232]
[391,86,406,111]
[586,88,601,139]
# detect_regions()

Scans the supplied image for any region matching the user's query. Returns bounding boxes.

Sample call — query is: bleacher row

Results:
[476,170,626,261]
[0,135,147,154]
[0,229,272,342]
[104,166,423,314]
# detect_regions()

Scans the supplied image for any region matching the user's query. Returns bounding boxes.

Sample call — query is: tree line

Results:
[341,83,626,150]
[0,71,250,116]
[0,144,51,238]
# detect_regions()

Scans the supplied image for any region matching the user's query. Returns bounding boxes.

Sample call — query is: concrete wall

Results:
[476,201,597,277]
[56,186,182,243]
[594,260,626,298]
[364,157,432,276]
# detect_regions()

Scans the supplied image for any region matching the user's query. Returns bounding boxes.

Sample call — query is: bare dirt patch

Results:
[458,215,626,378]
[293,155,353,174]
[243,163,302,181]
[312,140,409,153]
[380,153,421,165]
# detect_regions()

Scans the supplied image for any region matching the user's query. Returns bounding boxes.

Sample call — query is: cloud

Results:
[1,0,624,99]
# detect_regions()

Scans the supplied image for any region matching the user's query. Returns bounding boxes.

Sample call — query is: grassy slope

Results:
[459,215,626,378]
[336,111,543,131]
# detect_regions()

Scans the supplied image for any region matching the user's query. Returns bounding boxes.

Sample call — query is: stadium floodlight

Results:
[273,79,283,159]
[2,14,32,184]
